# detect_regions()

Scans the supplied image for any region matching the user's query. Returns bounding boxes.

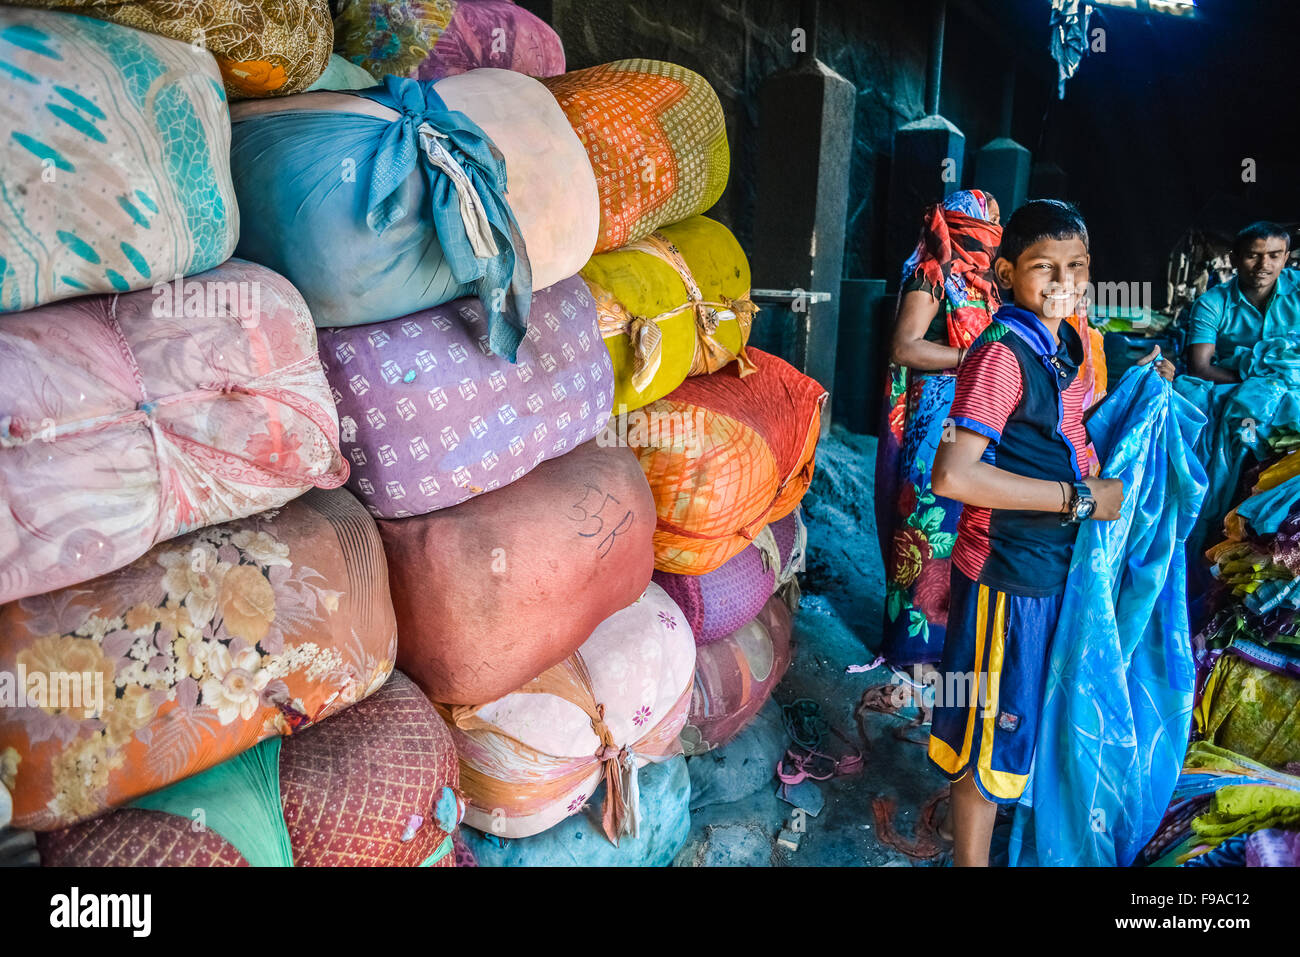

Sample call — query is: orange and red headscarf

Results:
[901,188,1002,308]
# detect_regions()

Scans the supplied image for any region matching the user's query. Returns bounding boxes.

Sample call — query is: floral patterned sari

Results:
[874,189,1001,666]
[876,283,996,665]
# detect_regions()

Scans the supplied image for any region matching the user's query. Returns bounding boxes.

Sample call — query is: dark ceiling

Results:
[963,0,1298,295]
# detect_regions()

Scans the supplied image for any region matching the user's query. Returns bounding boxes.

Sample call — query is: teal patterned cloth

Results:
[0,8,237,313]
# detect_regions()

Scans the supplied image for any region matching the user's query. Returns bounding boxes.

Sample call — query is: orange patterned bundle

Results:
[0,489,396,831]
[629,349,827,575]
[541,59,729,254]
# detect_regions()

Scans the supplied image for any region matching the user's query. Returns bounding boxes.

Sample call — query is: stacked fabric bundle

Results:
[0,489,396,831]
[653,509,805,645]
[0,7,238,312]
[228,70,600,359]
[332,0,564,82]
[541,59,729,255]
[319,277,615,519]
[0,260,348,604]
[3,0,757,865]
[581,215,757,412]
[439,582,695,848]
[379,439,657,705]
[5,1,333,99]
[681,595,795,756]
[36,672,463,866]
[656,510,804,756]
[629,348,826,576]
[0,3,399,862]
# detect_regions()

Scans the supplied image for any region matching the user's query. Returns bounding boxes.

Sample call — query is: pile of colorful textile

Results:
[0,2,818,868]
[1138,423,1300,864]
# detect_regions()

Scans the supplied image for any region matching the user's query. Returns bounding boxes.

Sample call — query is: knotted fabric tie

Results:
[591,704,642,845]
[591,231,757,393]
[360,76,532,362]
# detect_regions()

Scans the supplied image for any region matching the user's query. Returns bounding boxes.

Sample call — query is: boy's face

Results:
[994,236,1091,321]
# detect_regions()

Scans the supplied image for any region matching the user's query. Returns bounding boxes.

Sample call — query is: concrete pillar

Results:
[975,137,1031,212]
[751,47,856,434]
[886,114,966,280]
[833,279,892,435]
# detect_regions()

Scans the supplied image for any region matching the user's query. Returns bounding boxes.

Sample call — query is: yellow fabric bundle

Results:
[581,216,756,414]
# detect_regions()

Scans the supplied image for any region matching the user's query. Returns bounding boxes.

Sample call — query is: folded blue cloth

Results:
[1010,364,1208,866]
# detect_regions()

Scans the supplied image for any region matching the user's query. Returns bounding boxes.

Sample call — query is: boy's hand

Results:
[1136,346,1175,382]
[1085,477,1124,520]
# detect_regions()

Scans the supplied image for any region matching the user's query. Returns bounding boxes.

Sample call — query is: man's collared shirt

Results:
[1188,268,1300,356]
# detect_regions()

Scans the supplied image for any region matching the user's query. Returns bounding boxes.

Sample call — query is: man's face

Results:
[995,236,1091,321]
[1232,236,1290,295]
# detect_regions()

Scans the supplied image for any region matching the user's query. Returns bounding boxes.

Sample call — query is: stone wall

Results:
[543,0,1044,284]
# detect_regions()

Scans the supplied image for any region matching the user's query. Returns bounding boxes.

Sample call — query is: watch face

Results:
[1077,497,1096,521]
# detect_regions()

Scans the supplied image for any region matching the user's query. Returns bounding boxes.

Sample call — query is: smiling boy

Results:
[926,199,1172,866]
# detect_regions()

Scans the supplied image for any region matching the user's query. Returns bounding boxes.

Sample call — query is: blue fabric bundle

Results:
[230,75,531,360]
[1175,337,1300,564]
[1009,364,1208,866]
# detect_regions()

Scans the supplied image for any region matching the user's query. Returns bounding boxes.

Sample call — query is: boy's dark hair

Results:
[997,199,1089,266]
[1233,221,1291,257]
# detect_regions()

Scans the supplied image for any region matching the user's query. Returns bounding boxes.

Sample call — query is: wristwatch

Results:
[1064,480,1096,524]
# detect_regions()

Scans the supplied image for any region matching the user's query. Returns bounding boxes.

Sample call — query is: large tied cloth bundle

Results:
[378,440,656,704]
[0,489,397,832]
[630,349,826,575]
[581,215,756,413]
[319,276,613,519]
[333,0,564,83]
[6,0,333,99]
[37,672,462,865]
[654,509,805,645]
[541,59,729,255]
[229,71,599,360]
[0,259,347,606]
[0,8,237,313]
[681,595,794,755]
[440,582,695,842]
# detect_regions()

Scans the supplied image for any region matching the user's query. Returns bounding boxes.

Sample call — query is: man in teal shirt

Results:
[1187,222,1299,383]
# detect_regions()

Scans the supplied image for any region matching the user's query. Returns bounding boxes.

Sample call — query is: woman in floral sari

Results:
[875,189,1002,669]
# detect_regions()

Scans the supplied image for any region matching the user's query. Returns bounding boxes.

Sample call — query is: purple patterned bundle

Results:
[653,510,806,645]
[319,276,613,518]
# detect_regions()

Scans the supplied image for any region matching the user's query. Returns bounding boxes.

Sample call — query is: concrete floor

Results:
[677,426,955,867]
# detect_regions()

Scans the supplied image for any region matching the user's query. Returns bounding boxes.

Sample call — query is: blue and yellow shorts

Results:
[927,566,1062,804]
